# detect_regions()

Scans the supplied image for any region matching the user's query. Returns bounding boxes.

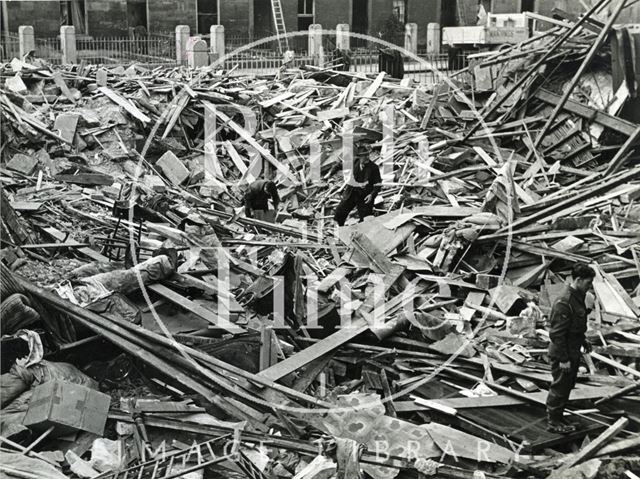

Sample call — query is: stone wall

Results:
[87,0,128,36]
[6,1,60,36]
[148,0,196,33]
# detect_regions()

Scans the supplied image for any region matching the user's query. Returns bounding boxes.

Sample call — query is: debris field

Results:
[1,8,640,479]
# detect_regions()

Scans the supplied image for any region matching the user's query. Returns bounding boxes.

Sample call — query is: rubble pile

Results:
[1,8,639,479]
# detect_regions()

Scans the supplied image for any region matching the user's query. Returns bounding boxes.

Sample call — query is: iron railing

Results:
[76,36,176,65]
[35,37,62,64]
[30,36,177,66]
[0,33,22,62]
[0,29,470,87]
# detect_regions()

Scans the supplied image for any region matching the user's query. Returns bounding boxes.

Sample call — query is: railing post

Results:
[308,24,323,67]
[175,25,190,65]
[404,23,418,55]
[18,26,35,59]
[187,36,208,68]
[336,23,350,51]
[427,22,441,54]
[210,25,225,63]
[60,25,77,64]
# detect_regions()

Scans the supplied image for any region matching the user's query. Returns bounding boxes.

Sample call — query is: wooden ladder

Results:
[270,0,289,54]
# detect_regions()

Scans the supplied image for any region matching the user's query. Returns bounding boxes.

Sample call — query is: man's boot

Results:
[547,412,575,434]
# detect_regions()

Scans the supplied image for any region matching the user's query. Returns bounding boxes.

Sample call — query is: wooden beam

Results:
[499,166,640,233]
[147,283,245,334]
[98,87,151,123]
[395,386,624,411]
[529,0,628,157]
[209,104,298,184]
[561,417,629,469]
[604,125,640,175]
[461,0,610,142]
[591,352,640,380]
[0,188,30,245]
[258,318,370,381]
[534,89,638,136]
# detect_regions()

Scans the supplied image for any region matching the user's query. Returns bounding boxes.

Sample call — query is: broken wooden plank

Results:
[358,72,386,105]
[147,283,245,334]
[208,103,298,184]
[534,89,638,137]
[561,417,628,469]
[396,386,624,411]
[98,86,151,123]
[316,266,350,293]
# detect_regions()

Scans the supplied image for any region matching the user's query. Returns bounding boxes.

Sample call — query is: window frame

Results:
[392,0,406,23]
[298,0,314,17]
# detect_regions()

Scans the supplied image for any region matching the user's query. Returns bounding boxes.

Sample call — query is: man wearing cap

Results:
[334,144,382,226]
[244,179,280,222]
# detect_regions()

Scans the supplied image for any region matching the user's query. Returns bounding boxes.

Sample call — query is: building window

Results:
[297,0,313,31]
[298,0,313,16]
[392,0,406,23]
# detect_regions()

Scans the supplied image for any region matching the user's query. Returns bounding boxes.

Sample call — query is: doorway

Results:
[352,0,368,34]
[441,0,456,27]
[254,0,273,39]
[127,0,148,31]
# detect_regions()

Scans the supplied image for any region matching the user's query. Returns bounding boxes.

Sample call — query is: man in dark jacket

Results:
[334,145,382,226]
[244,179,280,222]
[545,263,595,433]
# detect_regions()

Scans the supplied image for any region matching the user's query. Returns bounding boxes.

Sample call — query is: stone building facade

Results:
[2,0,638,44]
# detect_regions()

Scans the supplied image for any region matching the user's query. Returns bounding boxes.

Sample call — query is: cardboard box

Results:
[23,381,110,436]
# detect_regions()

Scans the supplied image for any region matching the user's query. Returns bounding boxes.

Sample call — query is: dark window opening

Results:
[297,0,313,31]
[197,0,219,35]
[521,0,535,12]
[127,0,148,32]
[352,0,368,34]
[297,16,314,31]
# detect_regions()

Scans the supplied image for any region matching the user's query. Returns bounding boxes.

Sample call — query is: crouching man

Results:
[244,179,280,223]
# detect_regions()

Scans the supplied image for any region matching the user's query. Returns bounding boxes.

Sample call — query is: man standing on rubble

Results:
[546,263,595,434]
[244,179,280,222]
[334,143,382,226]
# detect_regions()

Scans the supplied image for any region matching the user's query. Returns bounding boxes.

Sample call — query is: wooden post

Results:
[60,25,77,64]
[18,25,35,59]
[175,25,190,65]
[259,324,277,371]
